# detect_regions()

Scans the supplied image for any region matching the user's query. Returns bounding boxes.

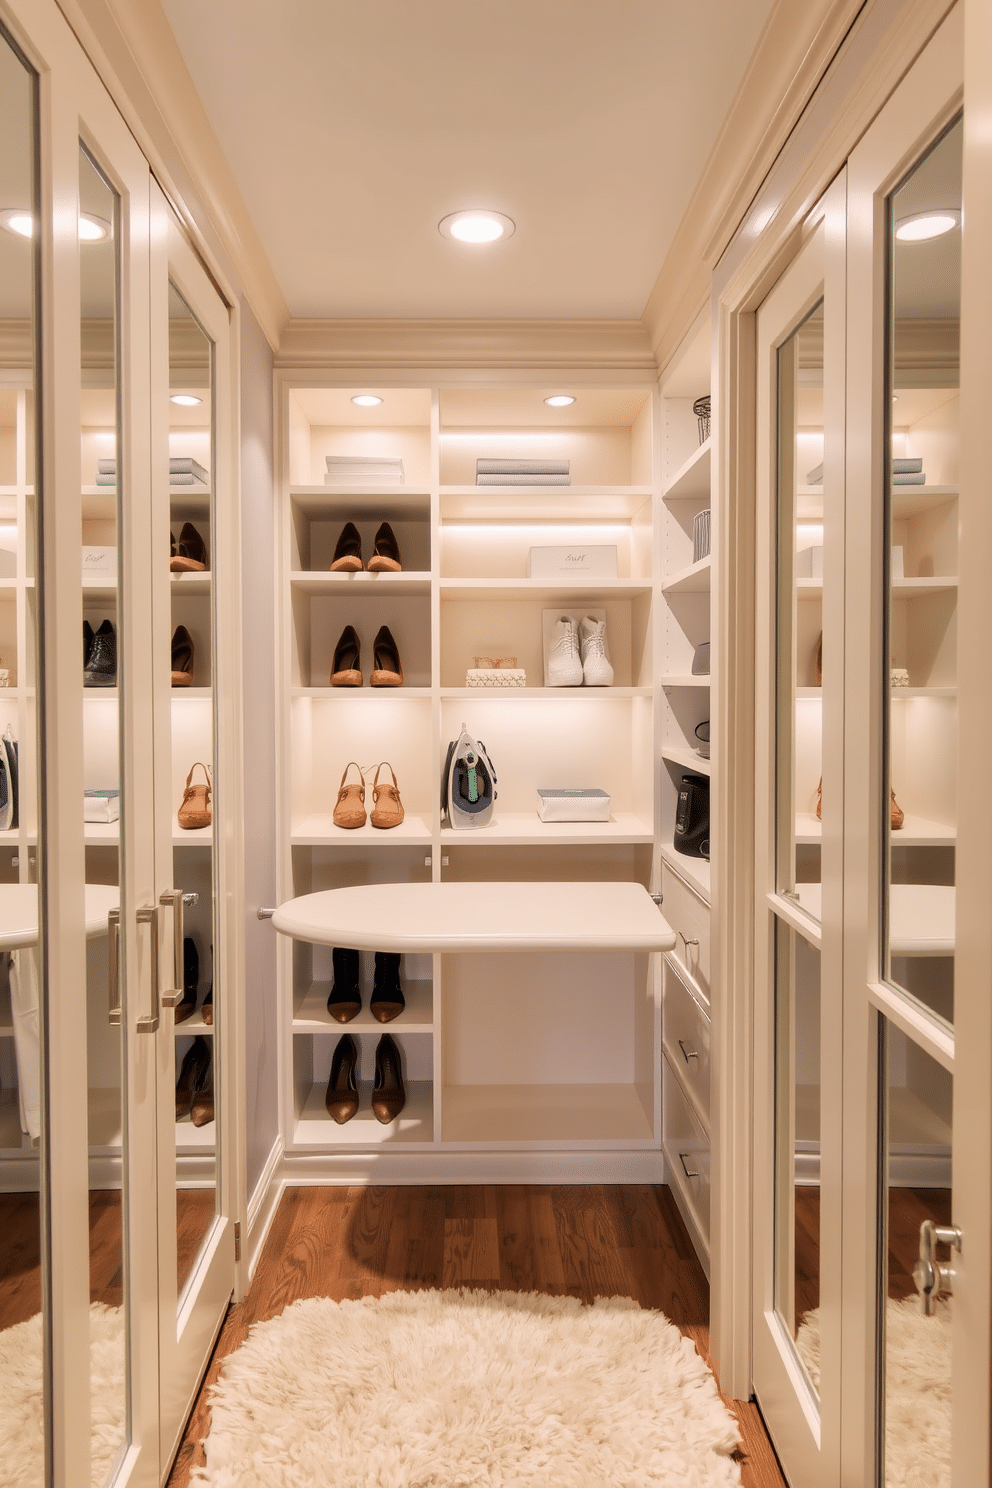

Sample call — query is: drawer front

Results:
[660,863,711,997]
[663,960,711,1127]
[663,1054,711,1246]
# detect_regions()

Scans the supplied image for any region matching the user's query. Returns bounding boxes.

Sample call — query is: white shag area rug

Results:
[0,1303,125,1488]
[797,1295,951,1488]
[193,1288,742,1488]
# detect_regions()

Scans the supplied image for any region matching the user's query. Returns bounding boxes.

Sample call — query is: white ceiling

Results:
[159,0,776,321]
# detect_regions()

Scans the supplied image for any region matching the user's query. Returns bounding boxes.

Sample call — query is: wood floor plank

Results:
[553,1194,630,1301]
[443,1216,500,1286]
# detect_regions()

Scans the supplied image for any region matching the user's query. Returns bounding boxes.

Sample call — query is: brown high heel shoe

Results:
[369,762,404,830]
[371,1033,405,1123]
[367,521,402,572]
[176,1036,211,1119]
[333,761,367,829]
[170,522,208,572]
[370,625,403,687]
[325,1035,359,1124]
[330,625,362,686]
[171,624,195,686]
[330,522,363,572]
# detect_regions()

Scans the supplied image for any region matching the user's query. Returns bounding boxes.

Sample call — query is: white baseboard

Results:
[280,1149,666,1186]
[245,1135,285,1283]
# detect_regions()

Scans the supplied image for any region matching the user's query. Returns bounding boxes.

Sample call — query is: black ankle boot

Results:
[370,951,405,1023]
[84,618,117,687]
[175,936,198,1024]
[327,946,361,1022]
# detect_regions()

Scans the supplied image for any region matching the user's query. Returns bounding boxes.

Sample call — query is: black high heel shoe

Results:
[330,522,363,572]
[370,952,405,1023]
[330,625,362,686]
[326,947,361,1023]
[325,1035,359,1124]
[372,1034,405,1123]
[367,521,402,572]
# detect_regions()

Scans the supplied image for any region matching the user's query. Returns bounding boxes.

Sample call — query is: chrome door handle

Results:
[679,932,699,950]
[913,1220,961,1315]
[678,1152,699,1180]
[135,905,160,1032]
[108,908,121,1025]
[678,1039,699,1064]
[159,889,185,1008]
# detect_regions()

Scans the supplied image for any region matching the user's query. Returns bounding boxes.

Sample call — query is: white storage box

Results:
[82,546,117,576]
[795,545,823,578]
[528,545,618,579]
[84,789,120,823]
[536,788,611,823]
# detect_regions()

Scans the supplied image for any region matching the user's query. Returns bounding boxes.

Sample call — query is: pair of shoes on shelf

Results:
[333,761,404,830]
[326,947,405,1023]
[330,521,401,573]
[174,937,214,1025]
[815,777,904,830]
[176,1035,213,1126]
[547,615,613,687]
[331,625,403,686]
[170,522,208,572]
[171,624,195,685]
[325,1032,406,1125]
[83,619,117,686]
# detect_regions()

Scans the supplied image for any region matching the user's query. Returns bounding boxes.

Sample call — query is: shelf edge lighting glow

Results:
[0,207,111,240]
[894,209,960,242]
[438,210,515,244]
[351,394,383,407]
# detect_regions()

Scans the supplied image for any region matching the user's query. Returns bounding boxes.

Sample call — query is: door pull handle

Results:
[678,1152,699,1180]
[135,905,160,1032]
[679,932,699,950]
[108,908,121,1025]
[159,889,186,1008]
[913,1220,961,1316]
[678,1039,699,1064]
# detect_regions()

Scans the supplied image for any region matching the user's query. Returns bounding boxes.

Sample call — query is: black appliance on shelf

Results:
[674,773,709,860]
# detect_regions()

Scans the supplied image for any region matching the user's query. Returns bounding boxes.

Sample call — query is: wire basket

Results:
[693,395,711,445]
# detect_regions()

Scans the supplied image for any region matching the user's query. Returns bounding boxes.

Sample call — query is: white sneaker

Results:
[547,615,583,686]
[579,615,613,686]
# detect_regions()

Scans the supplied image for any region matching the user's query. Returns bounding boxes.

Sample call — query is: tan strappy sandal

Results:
[332,761,367,830]
[369,762,404,830]
[178,762,212,830]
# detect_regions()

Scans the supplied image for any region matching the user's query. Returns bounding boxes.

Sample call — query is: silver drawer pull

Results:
[678,1152,699,1180]
[108,909,121,1025]
[678,1038,699,1064]
[159,889,185,1009]
[135,905,160,1033]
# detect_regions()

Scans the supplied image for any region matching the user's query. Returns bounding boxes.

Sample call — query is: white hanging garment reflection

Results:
[9,948,40,1139]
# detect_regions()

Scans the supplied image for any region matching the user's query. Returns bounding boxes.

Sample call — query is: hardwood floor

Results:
[166,1185,787,1488]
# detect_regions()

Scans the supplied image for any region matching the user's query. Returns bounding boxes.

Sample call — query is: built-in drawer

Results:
[660,862,711,998]
[663,1052,711,1251]
[663,959,711,1128]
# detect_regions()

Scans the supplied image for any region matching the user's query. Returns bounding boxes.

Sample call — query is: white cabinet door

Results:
[149,186,241,1476]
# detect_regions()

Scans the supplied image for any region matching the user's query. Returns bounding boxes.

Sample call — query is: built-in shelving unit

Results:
[275,379,663,1173]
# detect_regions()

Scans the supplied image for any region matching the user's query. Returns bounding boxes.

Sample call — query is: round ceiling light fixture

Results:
[439,210,515,244]
[895,209,960,242]
[78,212,112,242]
[351,394,383,407]
[544,395,575,408]
[0,208,112,242]
[170,394,203,407]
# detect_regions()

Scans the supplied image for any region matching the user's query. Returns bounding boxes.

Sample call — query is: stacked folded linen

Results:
[84,789,120,823]
[94,456,210,487]
[325,455,405,486]
[476,458,570,487]
[805,456,926,486]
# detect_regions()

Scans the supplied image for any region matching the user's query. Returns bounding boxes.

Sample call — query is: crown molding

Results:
[642,0,866,375]
[276,318,657,373]
[55,0,289,350]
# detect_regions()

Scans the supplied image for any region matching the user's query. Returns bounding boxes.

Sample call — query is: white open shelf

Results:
[661,843,711,901]
[290,486,431,517]
[440,487,653,521]
[171,572,211,596]
[662,744,711,777]
[295,1080,434,1146]
[663,439,711,503]
[440,686,651,700]
[662,556,711,596]
[439,577,652,601]
[795,811,955,845]
[290,571,431,597]
[441,1083,654,1146]
[661,675,710,689]
[294,979,434,1033]
[291,814,433,846]
[440,812,653,846]
[797,576,957,597]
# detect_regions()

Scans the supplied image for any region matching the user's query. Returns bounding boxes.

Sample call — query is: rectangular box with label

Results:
[536,788,611,823]
[527,545,618,580]
[82,546,117,576]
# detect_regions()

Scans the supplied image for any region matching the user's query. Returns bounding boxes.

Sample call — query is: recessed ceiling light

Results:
[351,394,383,407]
[439,210,515,244]
[0,209,32,238]
[895,209,960,242]
[170,394,202,407]
[544,395,575,408]
[78,212,112,242]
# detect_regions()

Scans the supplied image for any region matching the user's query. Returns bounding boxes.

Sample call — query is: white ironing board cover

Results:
[272,881,676,953]
[0,883,120,951]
